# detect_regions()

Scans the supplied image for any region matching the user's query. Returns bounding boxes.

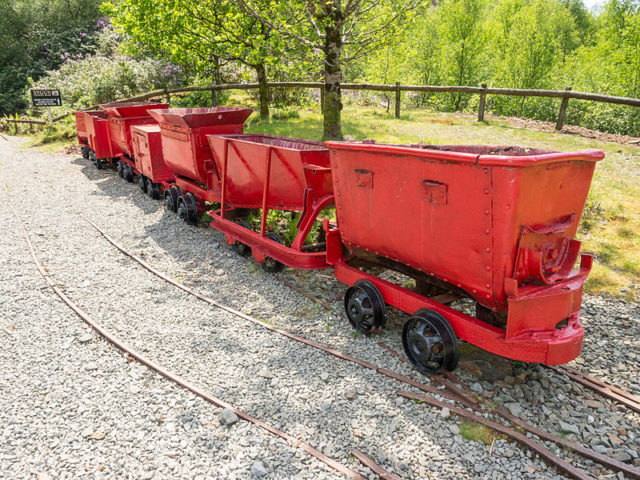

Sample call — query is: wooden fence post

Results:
[395,82,401,118]
[555,87,572,131]
[478,83,488,122]
[211,87,218,107]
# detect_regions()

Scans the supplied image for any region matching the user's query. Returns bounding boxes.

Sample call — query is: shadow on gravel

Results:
[73,157,163,216]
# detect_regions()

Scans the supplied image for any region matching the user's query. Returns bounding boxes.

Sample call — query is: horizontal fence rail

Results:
[3,81,640,134]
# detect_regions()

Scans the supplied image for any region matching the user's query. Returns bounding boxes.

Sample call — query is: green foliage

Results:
[27,52,181,113]
[0,0,104,116]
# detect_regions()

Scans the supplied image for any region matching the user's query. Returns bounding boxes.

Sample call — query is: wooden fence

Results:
[3,81,640,133]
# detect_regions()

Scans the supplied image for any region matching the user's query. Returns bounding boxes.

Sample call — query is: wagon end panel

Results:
[330,148,493,305]
[490,160,598,312]
[74,111,88,144]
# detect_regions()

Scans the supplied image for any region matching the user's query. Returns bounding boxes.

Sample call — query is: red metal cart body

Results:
[83,111,114,161]
[74,111,89,146]
[100,102,169,171]
[131,125,174,188]
[149,107,252,205]
[207,134,334,269]
[324,142,604,364]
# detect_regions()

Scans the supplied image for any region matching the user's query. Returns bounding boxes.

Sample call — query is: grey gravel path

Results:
[0,135,638,479]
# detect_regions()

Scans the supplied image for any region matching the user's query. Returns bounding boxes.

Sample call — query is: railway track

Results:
[79,215,640,480]
[1,135,636,479]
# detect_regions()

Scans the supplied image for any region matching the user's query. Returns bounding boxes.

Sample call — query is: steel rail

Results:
[82,215,476,408]
[351,450,403,480]
[273,269,640,479]
[549,365,640,413]
[82,215,627,479]
[398,390,593,480]
[0,181,366,480]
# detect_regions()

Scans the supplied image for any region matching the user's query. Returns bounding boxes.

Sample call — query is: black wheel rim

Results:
[177,198,188,221]
[233,220,251,257]
[261,232,283,272]
[402,310,459,374]
[139,176,147,192]
[343,280,386,333]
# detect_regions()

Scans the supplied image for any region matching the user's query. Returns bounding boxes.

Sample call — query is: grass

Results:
[459,420,499,445]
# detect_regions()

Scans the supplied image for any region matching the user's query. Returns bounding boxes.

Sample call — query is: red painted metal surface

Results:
[149,107,252,204]
[74,111,89,145]
[207,134,333,269]
[83,111,113,161]
[131,125,174,188]
[208,134,334,250]
[325,142,602,310]
[99,102,169,162]
[324,142,603,364]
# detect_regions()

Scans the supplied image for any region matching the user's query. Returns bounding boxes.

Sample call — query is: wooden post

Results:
[478,83,488,122]
[211,86,218,107]
[395,82,401,118]
[555,87,572,131]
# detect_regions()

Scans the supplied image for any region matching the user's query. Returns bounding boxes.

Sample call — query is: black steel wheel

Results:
[232,220,252,257]
[343,280,387,333]
[164,186,179,212]
[261,232,284,273]
[123,163,134,182]
[139,175,148,193]
[402,309,459,374]
[177,193,198,224]
[81,145,90,159]
[147,179,160,199]
[117,161,124,178]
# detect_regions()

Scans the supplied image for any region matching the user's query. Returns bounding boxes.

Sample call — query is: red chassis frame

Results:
[209,138,334,270]
[324,223,591,365]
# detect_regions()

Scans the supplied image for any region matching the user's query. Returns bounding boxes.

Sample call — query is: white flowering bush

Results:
[27,54,182,115]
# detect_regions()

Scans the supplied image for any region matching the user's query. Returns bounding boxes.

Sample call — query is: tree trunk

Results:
[323,25,343,140]
[255,63,269,120]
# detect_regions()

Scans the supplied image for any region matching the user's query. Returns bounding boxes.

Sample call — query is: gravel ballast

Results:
[0,136,638,479]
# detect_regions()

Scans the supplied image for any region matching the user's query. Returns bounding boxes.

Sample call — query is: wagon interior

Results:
[148,107,253,129]
[100,102,168,118]
[410,144,558,156]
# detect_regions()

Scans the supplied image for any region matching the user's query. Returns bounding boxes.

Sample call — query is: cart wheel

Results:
[177,193,198,224]
[147,180,160,200]
[261,232,284,273]
[402,309,459,374]
[123,164,134,183]
[139,175,148,193]
[164,187,179,212]
[344,280,387,334]
[117,161,124,178]
[81,145,90,159]
[233,220,252,257]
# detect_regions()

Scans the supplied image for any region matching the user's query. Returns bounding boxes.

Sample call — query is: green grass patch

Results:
[459,420,499,445]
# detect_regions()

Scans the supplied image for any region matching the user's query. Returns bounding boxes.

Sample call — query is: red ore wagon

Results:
[83,110,114,169]
[131,125,174,199]
[323,142,603,373]
[148,107,252,223]
[208,134,334,272]
[99,102,169,181]
[74,111,90,159]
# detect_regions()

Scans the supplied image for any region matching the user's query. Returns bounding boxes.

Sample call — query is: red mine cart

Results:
[74,111,90,159]
[99,102,169,181]
[324,142,603,372]
[148,107,252,223]
[208,134,334,271]
[131,125,174,199]
[83,111,114,169]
